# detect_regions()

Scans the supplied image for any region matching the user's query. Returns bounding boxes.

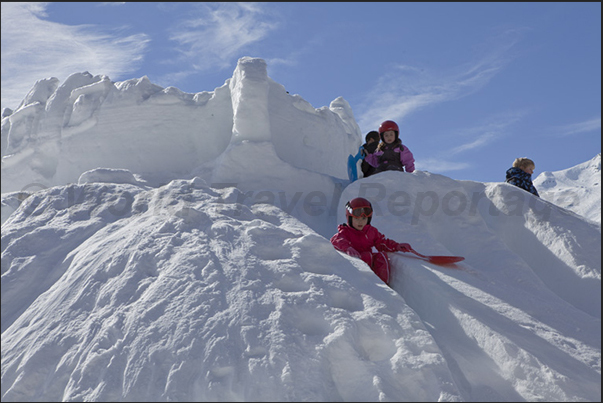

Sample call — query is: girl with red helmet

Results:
[330,197,411,285]
[364,120,415,174]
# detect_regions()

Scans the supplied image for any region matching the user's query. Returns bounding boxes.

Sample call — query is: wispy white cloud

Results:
[1,2,149,111]
[551,117,601,137]
[168,2,279,78]
[449,133,499,156]
[265,35,325,72]
[448,112,526,156]
[419,111,526,174]
[357,29,525,132]
[416,159,471,173]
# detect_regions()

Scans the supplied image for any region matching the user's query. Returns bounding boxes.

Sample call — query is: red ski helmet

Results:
[345,197,373,226]
[378,120,399,142]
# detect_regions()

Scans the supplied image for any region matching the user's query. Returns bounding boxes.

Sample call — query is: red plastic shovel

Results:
[404,248,465,265]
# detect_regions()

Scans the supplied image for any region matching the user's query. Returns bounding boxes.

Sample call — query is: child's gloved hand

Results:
[396,243,411,252]
[346,247,361,258]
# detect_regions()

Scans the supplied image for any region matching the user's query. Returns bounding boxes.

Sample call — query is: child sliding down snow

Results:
[330,197,411,285]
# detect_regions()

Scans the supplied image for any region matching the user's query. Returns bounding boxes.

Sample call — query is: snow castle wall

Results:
[1,57,361,195]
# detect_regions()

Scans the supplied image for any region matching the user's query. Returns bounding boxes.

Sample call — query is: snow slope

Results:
[1,57,601,402]
[534,153,601,225]
[1,178,462,402]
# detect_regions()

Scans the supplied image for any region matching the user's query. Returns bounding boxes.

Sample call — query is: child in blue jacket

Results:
[505,158,539,197]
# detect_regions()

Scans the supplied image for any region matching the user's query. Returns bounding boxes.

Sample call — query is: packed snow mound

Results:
[534,153,601,224]
[1,170,600,402]
[1,178,461,402]
[1,57,361,194]
[341,171,601,318]
[341,171,601,401]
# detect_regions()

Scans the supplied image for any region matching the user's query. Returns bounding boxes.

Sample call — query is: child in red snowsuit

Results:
[330,197,411,284]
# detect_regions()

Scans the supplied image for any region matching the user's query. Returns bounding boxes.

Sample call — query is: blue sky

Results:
[1,2,600,183]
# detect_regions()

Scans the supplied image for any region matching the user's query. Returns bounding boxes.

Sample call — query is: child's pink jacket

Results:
[330,224,400,254]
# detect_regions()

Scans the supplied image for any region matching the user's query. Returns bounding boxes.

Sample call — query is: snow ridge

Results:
[534,153,601,224]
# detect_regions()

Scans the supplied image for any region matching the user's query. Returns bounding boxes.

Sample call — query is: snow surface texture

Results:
[534,153,601,225]
[1,57,601,402]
